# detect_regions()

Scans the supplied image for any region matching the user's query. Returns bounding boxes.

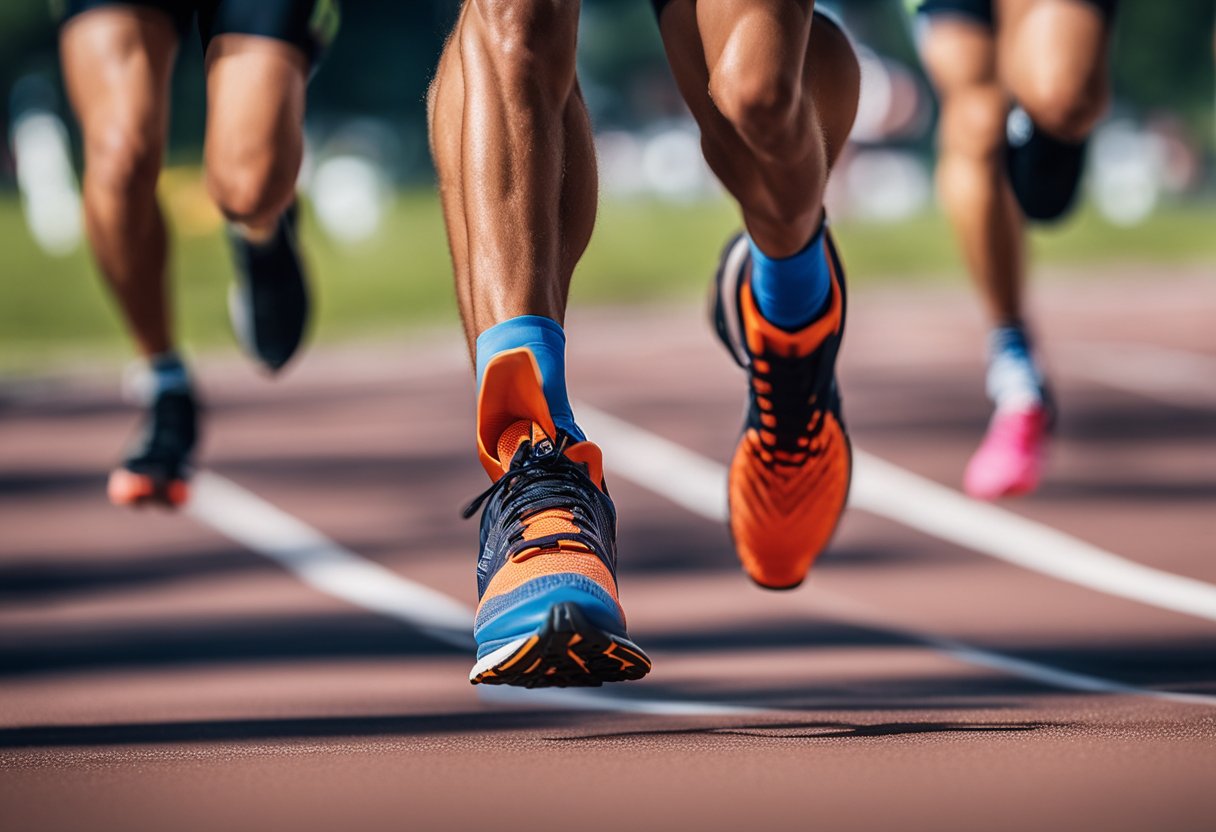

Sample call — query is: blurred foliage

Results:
[1,0,1214,167]
[2,186,1213,371]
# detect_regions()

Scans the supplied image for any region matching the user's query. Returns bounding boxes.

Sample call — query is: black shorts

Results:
[913,0,1116,28]
[650,0,847,25]
[58,0,340,64]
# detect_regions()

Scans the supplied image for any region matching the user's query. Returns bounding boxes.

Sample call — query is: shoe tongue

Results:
[496,420,551,471]
[741,277,840,359]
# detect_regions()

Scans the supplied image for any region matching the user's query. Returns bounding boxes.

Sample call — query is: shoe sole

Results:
[470,602,651,689]
[108,468,189,509]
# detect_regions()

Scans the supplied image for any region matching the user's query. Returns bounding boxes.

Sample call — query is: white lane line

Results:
[187,472,473,649]
[186,470,755,717]
[187,462,1216,709]
[1060,342,1216,410]
[576,403,1216,624]
[809,593,1216,708]
[576,403,1216,706]
[850,453,1216,623]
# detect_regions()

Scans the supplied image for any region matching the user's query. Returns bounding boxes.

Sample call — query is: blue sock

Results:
[148,351,191,397]
[986,324,1045,410]
[747,226,832,331]
[475,315,585,442]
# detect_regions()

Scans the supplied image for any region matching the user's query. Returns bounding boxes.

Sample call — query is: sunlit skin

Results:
[920,0,1112,325]
[657,0,858,257]
[60,8,308,359]
[428,0,858,359]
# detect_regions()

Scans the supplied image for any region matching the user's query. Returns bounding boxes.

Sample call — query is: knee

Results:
[468,0,579,103]
[938,86,1009,163]
[206,151,297,225]
[83,121,161,205]
[709,63,801,156]
[1018,78,1108,142]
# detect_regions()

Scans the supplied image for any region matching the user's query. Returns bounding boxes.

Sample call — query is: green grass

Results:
[1,185,1213,372]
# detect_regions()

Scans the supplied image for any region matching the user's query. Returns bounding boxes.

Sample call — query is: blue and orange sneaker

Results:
[462,349,650,688]
[107,386,200,509]
[712,231,852,589]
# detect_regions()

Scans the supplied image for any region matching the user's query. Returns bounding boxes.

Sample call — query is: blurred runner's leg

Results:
[202,0,339,373]
[60,6,178,363]
[60,5,200,508]
[657,0,860,588]
[429,1,649,687]
[999,0,1113,221]
[917,0,1113,499]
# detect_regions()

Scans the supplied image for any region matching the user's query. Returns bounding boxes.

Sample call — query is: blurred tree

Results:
[1,0,1214,173]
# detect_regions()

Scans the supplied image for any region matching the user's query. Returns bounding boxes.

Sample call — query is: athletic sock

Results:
[475,315,586,442]
[985,323,1045,412]
[747,224,832,331]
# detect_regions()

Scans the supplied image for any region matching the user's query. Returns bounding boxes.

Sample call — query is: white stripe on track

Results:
[576,403,1216,624]
[1060,342,1216,410]
[810,594,1216,708]
[576,403,1216,707]
[186,470,754,716]
[187,472,474,649]
[189,443,1215,709]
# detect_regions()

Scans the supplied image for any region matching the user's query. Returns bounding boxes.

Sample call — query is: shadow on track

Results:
[551,720,1061,742]
[0,613,463,677]
[0,710,587,749]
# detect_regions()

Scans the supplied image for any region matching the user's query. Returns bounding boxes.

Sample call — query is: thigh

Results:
[59,6,177,159]
[996,0,1111,107]
[695,0,814,91]
[919,16,1007,157]
[658,0,815,128]
[202,34,308,170]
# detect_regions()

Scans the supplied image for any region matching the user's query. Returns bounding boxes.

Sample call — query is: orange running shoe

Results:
[463,348,650,687]
[711,232,852,589]
[107,387,199,509]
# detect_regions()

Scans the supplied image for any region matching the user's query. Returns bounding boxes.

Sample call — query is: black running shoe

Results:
[108,387,200,508]
[1006,106,1088,223]
[227,201,310,373]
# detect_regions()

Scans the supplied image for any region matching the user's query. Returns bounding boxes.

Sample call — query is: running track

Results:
[2,268,1214,831]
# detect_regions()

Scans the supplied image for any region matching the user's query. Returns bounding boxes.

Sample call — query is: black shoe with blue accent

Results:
[1006,106,1088,223]
[108,387,200,509]
[227,201,310,374]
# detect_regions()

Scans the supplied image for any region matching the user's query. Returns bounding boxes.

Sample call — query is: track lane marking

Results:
[576,403,1216,624]
[1060,342,1216,410]
[188,468,1215,708]
[186,471,756,716]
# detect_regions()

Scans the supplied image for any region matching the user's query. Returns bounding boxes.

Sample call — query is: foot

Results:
[712,232,852,590]
[227,201,310,373]
[463,348,651,688]
[1006,106,1088,223]
[963,404,1050,500]
[107,387,200,509]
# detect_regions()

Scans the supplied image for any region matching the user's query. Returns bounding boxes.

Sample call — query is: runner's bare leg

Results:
[428,0,597,356]
[658,0,859,255]
[60,8,177,358]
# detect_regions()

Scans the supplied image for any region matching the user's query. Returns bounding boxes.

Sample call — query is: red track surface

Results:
[2,271,1214,831]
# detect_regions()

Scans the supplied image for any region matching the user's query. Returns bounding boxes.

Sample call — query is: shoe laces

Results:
[748,347,837,470]
[462,429,608,565]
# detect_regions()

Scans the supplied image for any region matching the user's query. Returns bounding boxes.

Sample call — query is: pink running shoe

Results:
[963,405,1051,500]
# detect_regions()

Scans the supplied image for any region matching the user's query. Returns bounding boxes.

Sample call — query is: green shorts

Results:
[57,0,340,64]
